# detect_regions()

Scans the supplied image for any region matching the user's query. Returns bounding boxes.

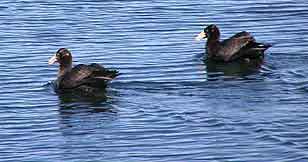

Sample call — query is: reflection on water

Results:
[47,79,109,103]
[58,94,117,134]
[57,88,108,103]
[205,57,264,80]
[56,85,117,117]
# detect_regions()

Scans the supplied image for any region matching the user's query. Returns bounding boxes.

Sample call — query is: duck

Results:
[48,48,119,93]
[195,24,271,62]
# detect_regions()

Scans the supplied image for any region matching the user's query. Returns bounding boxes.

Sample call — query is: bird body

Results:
[196,25,271,62]
[48,48,118,93]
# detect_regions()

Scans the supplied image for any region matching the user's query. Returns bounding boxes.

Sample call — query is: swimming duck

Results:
[48,48,118,92]
[195,24,271,62]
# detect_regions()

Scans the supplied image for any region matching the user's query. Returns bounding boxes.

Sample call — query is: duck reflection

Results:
[204,57,264,79]
[54,84,117,117]
[57,91,117,131]
[57,88,108,103]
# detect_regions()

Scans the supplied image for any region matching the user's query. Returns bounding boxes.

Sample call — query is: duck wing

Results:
[88,63,119,80]
[219,31,255,61]
[59,64,118,89]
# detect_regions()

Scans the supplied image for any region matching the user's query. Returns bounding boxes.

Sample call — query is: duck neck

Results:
[58,62,72,77]
[206,27,220,45]
[206,36,220,57]
[206,37,220,46]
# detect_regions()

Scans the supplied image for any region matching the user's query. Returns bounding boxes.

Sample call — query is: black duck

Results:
[195,24,271,62]
[48,48,118,94]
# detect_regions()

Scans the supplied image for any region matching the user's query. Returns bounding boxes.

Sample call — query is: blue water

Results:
[1,0,308,161]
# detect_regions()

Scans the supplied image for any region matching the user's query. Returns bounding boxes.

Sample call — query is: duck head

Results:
[48,48,73,66]
[48,48,73,77]
[195,24,220,41]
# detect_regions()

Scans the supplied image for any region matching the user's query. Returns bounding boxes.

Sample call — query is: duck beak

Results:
[48,54,58,65]
[195,31,207,41]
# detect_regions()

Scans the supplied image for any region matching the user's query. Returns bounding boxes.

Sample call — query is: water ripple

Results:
[1,0,308,162]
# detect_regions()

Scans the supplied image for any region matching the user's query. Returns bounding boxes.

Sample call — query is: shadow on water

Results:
[204,58,264,80]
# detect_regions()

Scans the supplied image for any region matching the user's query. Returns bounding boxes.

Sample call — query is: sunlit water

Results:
[1,0,308,161]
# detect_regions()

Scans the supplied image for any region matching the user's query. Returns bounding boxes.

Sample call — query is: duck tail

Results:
[103,69,120,80]
[254,43,272,51]
[110,69,120,79]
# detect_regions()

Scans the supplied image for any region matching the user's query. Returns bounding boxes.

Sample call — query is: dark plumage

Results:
[48,48,118,93]
[195,24,271,62]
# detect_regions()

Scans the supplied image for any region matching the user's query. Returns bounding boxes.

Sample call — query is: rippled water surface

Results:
[1,0,308,161]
